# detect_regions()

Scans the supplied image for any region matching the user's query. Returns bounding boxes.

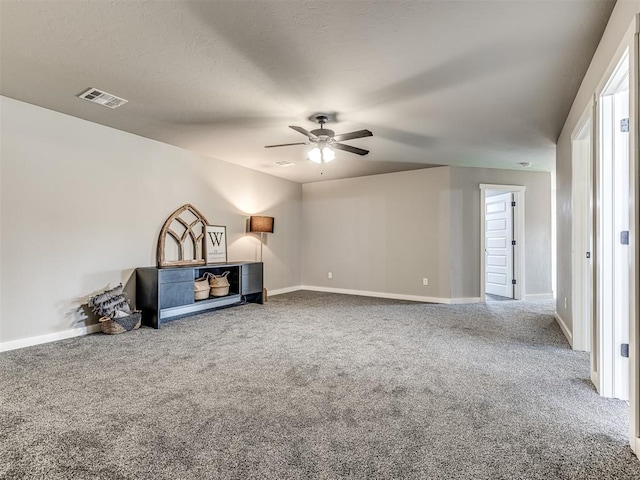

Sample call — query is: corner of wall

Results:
[554,311,573,348]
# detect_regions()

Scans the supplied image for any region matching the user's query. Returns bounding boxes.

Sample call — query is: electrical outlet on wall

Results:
[328,272,333,279]
[564,297,567,309]
[422,278,429,286]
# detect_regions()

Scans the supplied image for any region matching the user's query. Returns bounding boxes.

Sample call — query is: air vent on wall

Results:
[78,88,128,109]
[275,160,296,167]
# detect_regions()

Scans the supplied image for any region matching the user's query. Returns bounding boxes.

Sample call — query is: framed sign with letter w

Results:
[205,225,227,264]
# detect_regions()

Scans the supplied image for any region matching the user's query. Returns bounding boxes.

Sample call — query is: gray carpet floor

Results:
[1,291,639,479]
[485,293,514,302]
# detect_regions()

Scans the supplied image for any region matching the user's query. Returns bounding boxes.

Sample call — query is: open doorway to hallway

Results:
[597,49,630,402]
[571,105,594,357]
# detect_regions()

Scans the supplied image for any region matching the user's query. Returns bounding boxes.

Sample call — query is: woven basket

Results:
[99,311,142,335]
[208,271,230,297]
[194,277,210,301]
[210,285,229,297]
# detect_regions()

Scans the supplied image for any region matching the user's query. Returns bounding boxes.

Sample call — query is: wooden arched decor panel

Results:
[157,204,210,267]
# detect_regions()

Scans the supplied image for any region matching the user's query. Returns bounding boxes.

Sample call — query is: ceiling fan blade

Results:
[264,142,307,148]
[332,143,370,156]
[333,129,373,142]
[289,125,319,140]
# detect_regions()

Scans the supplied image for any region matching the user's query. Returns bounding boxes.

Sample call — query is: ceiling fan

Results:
[265,114,373,164]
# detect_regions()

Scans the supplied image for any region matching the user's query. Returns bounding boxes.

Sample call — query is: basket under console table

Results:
[136,261,263,329]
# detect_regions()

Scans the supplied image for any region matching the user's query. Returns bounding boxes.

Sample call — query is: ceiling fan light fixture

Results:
[307,146,335,164]
[308,147,322,163]
[267,113,372,160]
[322,147,336,162]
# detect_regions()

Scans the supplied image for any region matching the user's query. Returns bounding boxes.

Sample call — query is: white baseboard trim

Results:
[450,297,483,304]
[632,436,640,457]
[268,286,302,296]
[554,312,573,348]
[300,285,477,304]
[0,324,102,353]
[591,371,600,394]
[524,293,554,301]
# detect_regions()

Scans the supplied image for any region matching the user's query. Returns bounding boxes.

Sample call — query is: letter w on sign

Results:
[208,231,224,246]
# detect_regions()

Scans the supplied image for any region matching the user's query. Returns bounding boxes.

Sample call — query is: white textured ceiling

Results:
[0,0,614,183]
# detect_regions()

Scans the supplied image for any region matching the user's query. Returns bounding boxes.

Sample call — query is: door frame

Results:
[480,184,526,303]
[630,16,639,456]
[596,30,630,402]
[592,17,639,453]
[571,102,594,354]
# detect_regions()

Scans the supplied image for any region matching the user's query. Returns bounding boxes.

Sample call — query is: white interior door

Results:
[485,192,514,298]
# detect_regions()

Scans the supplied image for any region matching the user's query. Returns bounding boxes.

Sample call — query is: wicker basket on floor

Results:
[99,310,142,335]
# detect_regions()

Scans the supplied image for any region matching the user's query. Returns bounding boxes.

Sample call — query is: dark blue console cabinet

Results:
[136,261,263,329]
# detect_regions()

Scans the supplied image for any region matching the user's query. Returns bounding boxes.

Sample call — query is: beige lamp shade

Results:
[249,216,274,234]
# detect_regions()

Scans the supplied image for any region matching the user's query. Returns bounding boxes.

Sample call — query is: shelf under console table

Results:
[136,261,263,329]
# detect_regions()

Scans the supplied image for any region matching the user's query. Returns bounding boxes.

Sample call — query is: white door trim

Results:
[571,102,594,353]
[591,96,600,392]
[480,184,526,303]
[597,47,630,401]
[629,16,639,456]
[593,16,639,453]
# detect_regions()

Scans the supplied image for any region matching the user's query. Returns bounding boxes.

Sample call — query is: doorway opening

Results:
[571,105,594,356]
[480,184,526,303]
[597,49,630,401]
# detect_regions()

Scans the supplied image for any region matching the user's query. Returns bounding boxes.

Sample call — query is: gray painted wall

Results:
[449,167,553,299]
[555,1,640,334]
[302,166,553,301]
[0,97,302,343]
[302,167,452,299]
